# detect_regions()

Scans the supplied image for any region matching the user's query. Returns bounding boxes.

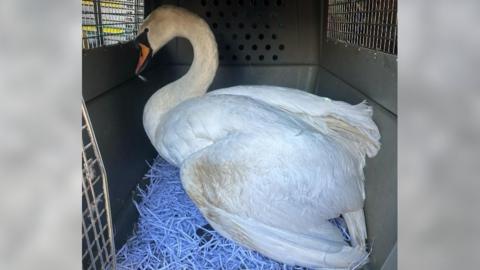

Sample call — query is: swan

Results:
[134,5,380,269]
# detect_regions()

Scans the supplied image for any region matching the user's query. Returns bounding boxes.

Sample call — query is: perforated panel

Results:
[149,0,320,65]
[326,0,397,55]
[198,0,287,64]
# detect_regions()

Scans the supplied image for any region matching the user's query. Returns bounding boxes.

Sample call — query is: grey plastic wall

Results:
[317,18,397,268]
[83,0,397,268]
[315,64,397,270]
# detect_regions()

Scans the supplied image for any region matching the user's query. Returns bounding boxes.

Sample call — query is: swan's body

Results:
[136,5,380,269]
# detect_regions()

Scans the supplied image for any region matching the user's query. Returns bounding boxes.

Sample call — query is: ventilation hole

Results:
[265,44,271,50]
[276,0,282,6]
[201,0,207,6]
[238,0,244,6]
[232,55,238,60]
[238,44,244,50]
[265,24,270,29]
[245,34,251,40]
[226,0,232,5]
[272,34,277,39]
[214,0,219,6]
[264,0,269,6]
[272,54,278,61]
[206,11,211,18]
[238,23,244,29]
[219,11,224,17]
[279,44,285,50]
[259,55,264,61]
[258,34,264,40]
[232,11,238,17]
[212,23,218,29]
[252,23,257,29]
[225,45,231,51]
[245,55,251,61]
[252,44,258,50]
[226,22,231,29]
[232,34,238,40]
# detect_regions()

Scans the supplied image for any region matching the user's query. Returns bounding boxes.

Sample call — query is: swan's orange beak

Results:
[135,43,152,75]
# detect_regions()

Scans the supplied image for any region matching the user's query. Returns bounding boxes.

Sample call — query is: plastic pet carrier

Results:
[82,0,397,269]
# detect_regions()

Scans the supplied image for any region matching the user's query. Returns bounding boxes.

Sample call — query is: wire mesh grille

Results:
[326,0,397,55]
[82,101,116,270]
[82,0,145,49]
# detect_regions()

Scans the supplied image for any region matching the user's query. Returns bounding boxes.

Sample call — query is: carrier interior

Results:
[82,0,397,269]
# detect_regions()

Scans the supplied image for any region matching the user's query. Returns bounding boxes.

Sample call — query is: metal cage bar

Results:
[326,0,397,55]
[82,100,116,270]
[82,0,145,49]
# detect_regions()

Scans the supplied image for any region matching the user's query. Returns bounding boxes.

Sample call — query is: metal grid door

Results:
[82,101,116,270]
[326,0,397,55]
[82,0,145,49]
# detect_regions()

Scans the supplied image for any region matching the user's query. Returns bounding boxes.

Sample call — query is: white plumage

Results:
[136,5,380,269]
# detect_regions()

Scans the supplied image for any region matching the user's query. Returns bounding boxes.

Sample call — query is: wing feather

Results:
[180,132,368,269]
[209,86,381,159]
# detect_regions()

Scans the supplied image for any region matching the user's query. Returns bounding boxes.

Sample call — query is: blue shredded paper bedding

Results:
[116,156,350,270]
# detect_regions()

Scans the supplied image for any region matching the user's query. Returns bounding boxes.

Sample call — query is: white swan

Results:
[134,5,380,269]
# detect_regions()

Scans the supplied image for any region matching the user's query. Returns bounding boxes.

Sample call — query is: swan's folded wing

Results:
[180,132,369,269]
[209,86,381,159]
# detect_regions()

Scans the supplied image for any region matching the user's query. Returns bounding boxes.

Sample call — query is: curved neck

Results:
[176,21,218,99]
[144,17,218,141]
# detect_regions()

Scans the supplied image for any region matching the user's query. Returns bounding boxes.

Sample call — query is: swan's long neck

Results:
[143,14,218,142]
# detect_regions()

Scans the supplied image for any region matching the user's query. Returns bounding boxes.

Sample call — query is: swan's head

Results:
[134,5,207,75]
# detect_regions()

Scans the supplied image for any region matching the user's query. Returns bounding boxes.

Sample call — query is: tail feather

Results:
[322,100,381,159]
[343,209,368,249]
